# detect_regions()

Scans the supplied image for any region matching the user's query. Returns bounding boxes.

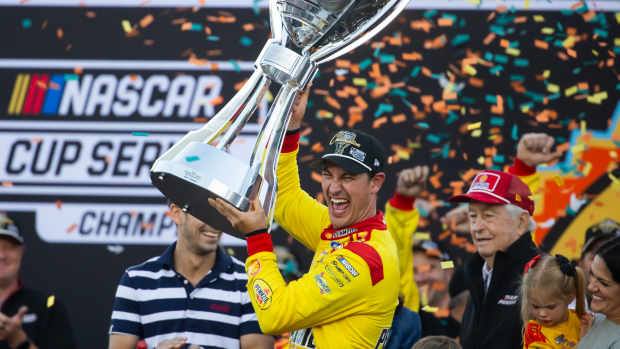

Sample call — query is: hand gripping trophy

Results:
[151,0,410,238]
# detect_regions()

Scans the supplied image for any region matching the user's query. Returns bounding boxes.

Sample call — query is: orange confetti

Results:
[391,114,406,123]
[140,14,154,28]
[402,51,423,61]
[66,224,77,233]
[210,95,223,106]
[56,28,63,39]
[483,33,496,45]
[410,19,433,33]
[534,40,549,50]
[2,182,13,188]
[437,18,453,27]
[311,172,323,183]
[181,22,192,31]
[74,66,83,74]
[325,96,341,110]
[311,142,324,153]
[372,117,388,129]
[56,200,62,209]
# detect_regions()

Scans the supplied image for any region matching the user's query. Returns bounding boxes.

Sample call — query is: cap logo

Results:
[469,172,501,193]
[349,147,366,162]
[330,131,360,155]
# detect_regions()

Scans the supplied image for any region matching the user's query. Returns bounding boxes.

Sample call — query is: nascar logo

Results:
[7,72,222,117]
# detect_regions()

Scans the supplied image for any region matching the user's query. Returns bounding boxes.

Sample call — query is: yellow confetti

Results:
[467,122,482,130]
[547,83,559,93]
[471,129,482,138]
[441,261,455,269]
[565,85,578,97]
[464,65,477,76]
[477,156,485,165]
[396,149,410,160]
[542,70,550,78]
[610,150,618,159]
[466,0,480,5]
[533,15,545,22]
[422,305,439,313]
[414,232,431,240]
[581,120,586,135]
[506,47,520,56]
[541,27,554,35]
[265,91,273,103]
[616,12,620,24]
[553,176,564,186]
[47,295,55,308]
[583,162,592,176]
[615,38,620,46]
[563,36,576,48]
[352,78,367,86]
[586,91,608,104]
[121,20,132,33]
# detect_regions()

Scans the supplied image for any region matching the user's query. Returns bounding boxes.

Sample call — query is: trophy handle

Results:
[246,83,300,231]
[152,70,270,166]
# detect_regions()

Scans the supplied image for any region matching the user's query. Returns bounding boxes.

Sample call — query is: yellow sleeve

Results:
[246,240,378,335]
[274,149,330,251]
[384,194,420,312]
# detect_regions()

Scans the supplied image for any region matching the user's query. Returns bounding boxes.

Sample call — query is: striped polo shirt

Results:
[110,243,261,349]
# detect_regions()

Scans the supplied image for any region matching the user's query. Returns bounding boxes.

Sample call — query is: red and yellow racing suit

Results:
[244,133,400,349]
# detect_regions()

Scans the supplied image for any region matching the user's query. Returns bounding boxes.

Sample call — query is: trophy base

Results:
[151,142,262,240]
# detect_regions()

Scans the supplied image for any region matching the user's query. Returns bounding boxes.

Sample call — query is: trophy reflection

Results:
[150,0,410,239]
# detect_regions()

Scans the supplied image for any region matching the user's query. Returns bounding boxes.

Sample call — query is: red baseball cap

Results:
[449,169,535,215]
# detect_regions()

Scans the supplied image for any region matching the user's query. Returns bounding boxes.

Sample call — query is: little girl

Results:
[520,253,588,349]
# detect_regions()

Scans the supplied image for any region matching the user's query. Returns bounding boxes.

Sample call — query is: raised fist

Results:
[516,133,563,167]
[396,166,429,198]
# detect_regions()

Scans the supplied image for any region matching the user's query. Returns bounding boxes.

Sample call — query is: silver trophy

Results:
[151,0,410,239]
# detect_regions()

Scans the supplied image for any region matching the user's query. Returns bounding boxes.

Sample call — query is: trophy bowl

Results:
[151,0,410,239]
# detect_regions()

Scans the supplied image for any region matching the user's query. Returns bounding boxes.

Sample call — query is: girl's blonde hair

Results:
[520,253,586,323]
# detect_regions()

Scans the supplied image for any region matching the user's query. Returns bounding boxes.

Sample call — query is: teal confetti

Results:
[373,45,382,58]
[186,156,199,162]
[417,122,430,129]
[388,88,407,97]
[410,66,421,77]
[514,58,529,67]
[507,96,514,111]
[485,95,498,103]
[484,52,494,61]
[424,10,438,18]
[490,117,504,126]
[240,36,252,47]
[206,35,220,41]
[493,155,505,163]
[191,23,202,31]
[427,134,440,144]
[374,104,393,118]
[490,25,506,36]
[442,143,450,159]
[511,125,518,140]
[22,18,32,28]
[548,93,560,100]
[510,75,524,81]
[441,13,457,22]
[229,60,241,72]
[616,83,620,91]
[593,28,608,38]
[494,54,509,64]
[252,0,260,14]
[64,74,79,81]
[359,58,372,70]
[461,97,475,105]
[489,65,503,75]
[489,165,502,171]
[379,53,395,63]
[451,34,470,46]
[572,67,582,74]
[446,112,458,124]
[132,132,149,137]
[367,82,377,89]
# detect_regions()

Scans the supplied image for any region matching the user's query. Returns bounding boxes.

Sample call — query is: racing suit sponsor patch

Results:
[314,273,331,294]
[497,294,518,305]
[247,259,261,277]
[252,279,273,309]
[337,256,359,277]
[331,261,351,282]
[374,327,392,349]
[290,328,316,348]
[324,265,345,287]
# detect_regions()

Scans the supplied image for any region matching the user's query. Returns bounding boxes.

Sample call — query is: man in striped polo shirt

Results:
[108,203,274,349]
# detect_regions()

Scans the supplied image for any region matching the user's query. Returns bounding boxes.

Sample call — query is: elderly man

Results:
[448,133,562,349]
[0,213,75,349]
[210,88,400,349]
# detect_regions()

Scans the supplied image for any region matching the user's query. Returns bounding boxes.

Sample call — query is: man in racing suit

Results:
[210,88,400,349]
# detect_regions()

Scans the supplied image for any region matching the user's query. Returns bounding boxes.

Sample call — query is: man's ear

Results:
[517,211,529,234]
[370,172,386,194]
[168,203,184,226]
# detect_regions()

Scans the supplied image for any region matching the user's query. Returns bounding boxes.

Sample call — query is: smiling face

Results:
[321,163,384,229]
[169,204,222,256]
[0,238,23,286]
[587,255,620,320]
[468,203,526,266]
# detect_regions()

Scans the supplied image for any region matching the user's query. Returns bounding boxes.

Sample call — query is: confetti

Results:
[47,295,55,308]
[441,261,455,269]
[132,132,149,136]
[186,156,200,162]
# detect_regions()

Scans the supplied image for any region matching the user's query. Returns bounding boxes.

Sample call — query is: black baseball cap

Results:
[0,213,24,245]
[311,129,386,174]
[582,218,620,255]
